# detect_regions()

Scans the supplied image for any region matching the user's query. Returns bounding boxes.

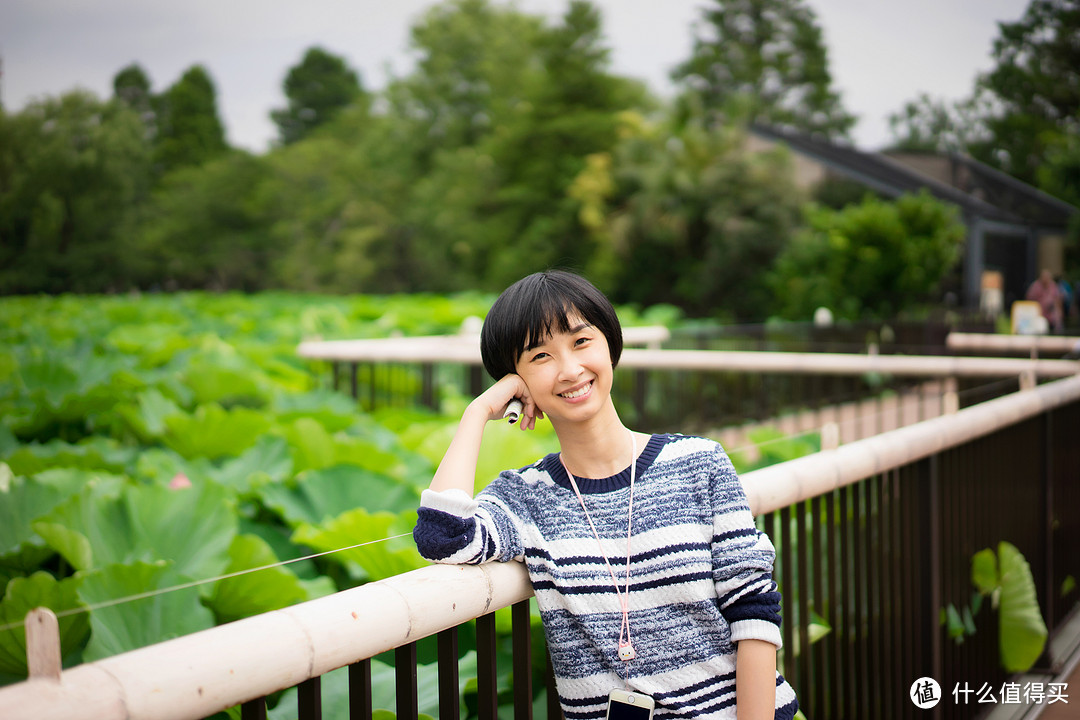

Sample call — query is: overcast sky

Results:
[1,0,1031,152]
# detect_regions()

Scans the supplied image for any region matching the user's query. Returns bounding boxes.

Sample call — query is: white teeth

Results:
[560,382,591,399]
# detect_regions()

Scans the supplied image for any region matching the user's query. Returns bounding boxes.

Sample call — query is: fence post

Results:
[25,608,61,682]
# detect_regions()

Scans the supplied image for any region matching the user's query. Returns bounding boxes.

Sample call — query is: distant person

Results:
[1026,270,1064,333]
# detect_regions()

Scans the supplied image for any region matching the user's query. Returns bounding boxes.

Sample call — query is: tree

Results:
[571,117,805,320]
[769,191,966,321]
[886,91,993,154]
[153,65,229,173]
[271,47,366,145]
[386,0,546,159]
[138,151,275,291]
[386,0,649,290]
[973,0,1080,184]
[671,0,855,139]
[113,63,154,121]
[0,91,152,293]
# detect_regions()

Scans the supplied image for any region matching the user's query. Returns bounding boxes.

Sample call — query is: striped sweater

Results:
[413,434,798,719]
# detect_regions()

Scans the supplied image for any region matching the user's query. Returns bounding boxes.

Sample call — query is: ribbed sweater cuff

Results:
[730,618,783,649]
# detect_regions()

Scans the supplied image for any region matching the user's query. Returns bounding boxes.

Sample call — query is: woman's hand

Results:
[428,375,542,494]
[470,374,543,430]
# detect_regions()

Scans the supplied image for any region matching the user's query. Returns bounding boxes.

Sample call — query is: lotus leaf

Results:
[181,352,272,408]
[271,389,356,432]
[34,479,236,581]
[33,488,132,572]
[209,435,293,494]
[78,561,215,662]
[0,475,64,570]
[292,508,425,582]
[116,388,183,443]
[260,465,419,530]
[164,403,272,460]
[995,542,1047,672]
[279,417,336,473]
[5,437,136,476]
[206,534,311,624]
[0,571,89,676]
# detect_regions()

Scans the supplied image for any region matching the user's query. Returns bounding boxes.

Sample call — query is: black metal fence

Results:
[765,397,1080,719]
[229,387,1079,720]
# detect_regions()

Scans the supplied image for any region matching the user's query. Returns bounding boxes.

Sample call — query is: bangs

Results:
[480,270,623,381]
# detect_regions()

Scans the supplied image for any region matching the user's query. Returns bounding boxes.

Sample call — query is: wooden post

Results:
[821,421,840,451]
[25,608,61,682]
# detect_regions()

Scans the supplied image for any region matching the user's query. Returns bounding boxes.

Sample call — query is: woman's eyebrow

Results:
[523,323,592,352]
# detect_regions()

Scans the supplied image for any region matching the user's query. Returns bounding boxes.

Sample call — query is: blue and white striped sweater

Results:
[414,434,798,719]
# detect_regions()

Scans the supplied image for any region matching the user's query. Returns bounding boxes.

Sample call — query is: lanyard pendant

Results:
[618,641,636,661]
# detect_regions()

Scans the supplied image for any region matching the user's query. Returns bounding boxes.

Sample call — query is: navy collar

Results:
[542,434,666,494]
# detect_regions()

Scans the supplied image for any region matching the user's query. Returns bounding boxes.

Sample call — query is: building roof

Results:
[750,124,1078,228]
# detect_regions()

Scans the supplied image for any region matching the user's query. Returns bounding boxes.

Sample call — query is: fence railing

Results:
[3,374,1078,720]
[300,334,1080,432]
[946,332,1080,359]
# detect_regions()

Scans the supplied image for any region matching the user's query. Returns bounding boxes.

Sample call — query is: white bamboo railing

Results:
[3,374,1079,720]
[298,335,1080,378]
[946,331,1080,356]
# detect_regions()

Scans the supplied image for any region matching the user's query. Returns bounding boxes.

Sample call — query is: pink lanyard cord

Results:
[560,431,637,662]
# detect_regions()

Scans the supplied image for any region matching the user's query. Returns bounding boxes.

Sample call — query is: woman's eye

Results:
[575,337,591,346]
[531,352,550,361]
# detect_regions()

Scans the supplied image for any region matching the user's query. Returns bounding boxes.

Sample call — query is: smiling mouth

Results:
[559,381,593,399]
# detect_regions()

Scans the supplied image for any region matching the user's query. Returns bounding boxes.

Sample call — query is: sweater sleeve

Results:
[412,475,525,565]
[708,443,784,649]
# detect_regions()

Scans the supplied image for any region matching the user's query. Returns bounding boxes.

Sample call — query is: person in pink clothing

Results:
[1026,269,1064,333]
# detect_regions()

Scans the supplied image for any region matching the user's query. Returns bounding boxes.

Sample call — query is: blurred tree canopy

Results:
[153,65,230,174]
[271,47,367,145]
[888,0,1079,210]
[0,91,152,294]
[770,191,966,321]
[572,116,805,319]
[2,0,990,322]
[671,0,855,139]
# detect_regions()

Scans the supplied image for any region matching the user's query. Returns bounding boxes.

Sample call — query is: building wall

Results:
[746,134,827,189]
[1037,234,1065,276]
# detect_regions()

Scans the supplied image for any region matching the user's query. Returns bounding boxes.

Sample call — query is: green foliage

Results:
[727,426,820,473]
[0,572,89,675]
[79,561,216,662]
[962,542,1049,672]
[974,0,1080,185]
[112,63,155,121]
[770,191,966,321]
[206,535,311,624]
[396,0,650,290]
[671,0,855,138]
[0,91,152,294]
[577,117,804,320]
[886,90,993,154]
[137,150,278,291]
[0,291,547,685]
[271,47,366,145]
[153,65,229,173]
[886,0,1079,211]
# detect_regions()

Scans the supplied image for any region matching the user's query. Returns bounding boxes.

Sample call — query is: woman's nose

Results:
[557,355,582,380]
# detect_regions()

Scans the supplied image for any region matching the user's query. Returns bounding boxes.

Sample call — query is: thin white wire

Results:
[0,533,412,635]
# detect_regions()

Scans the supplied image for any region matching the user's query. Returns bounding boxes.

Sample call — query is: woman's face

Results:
[513,313,614,425]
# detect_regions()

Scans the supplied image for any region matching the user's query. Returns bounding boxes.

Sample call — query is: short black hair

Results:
[480,270,623,380]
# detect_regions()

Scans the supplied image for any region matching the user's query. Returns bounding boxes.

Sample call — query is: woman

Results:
[413,270,798,719]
